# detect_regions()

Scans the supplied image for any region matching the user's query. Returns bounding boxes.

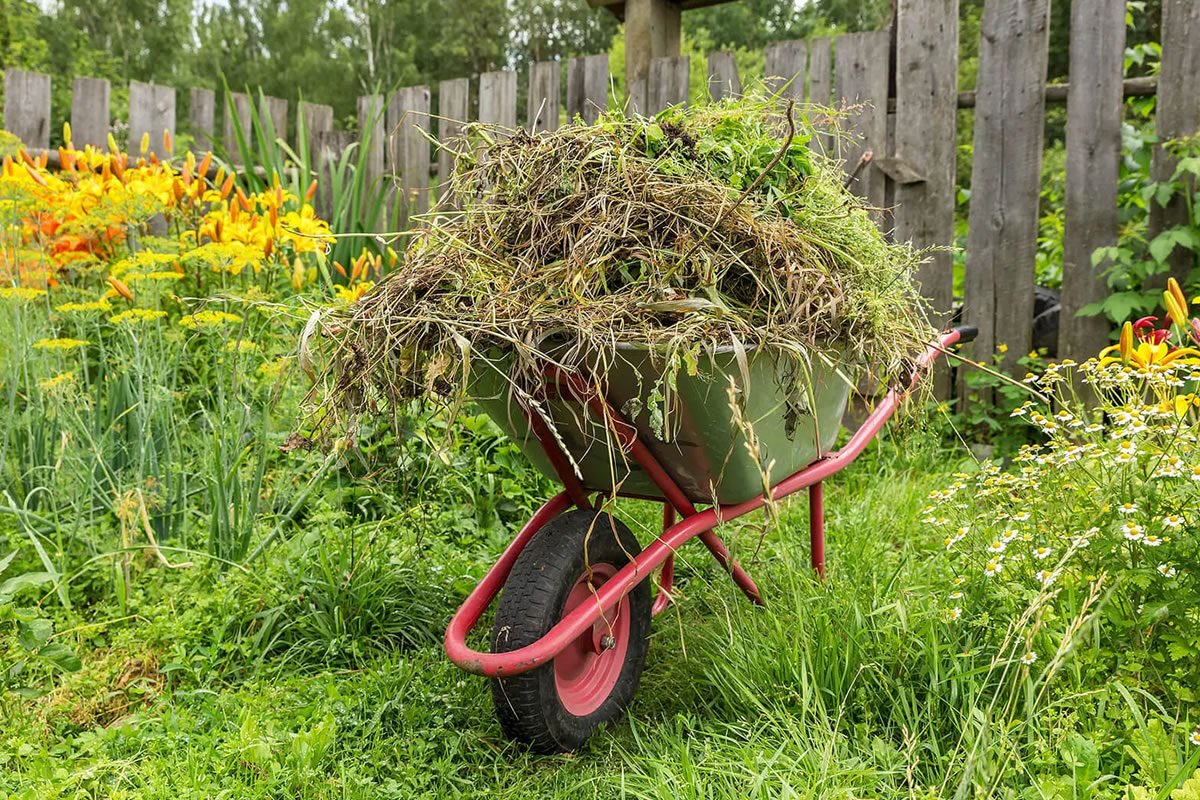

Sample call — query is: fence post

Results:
[833,31,889,214]
[893,0,958,397]
[71,77,110,149]
[706,52,741,102]
[479,71,517,130]
[262,96,288,146]
[1059,0,1125,362]
[963,0,1050,375]
[190,89,215,153]
[223,91,253,162]
[764,40,806,106]
[808,37,833,153]
[527,62,560,133]
[437,77,469,210]
[389,85,432,229]
[4,69,51,150]
[648,55,688,113]
[566,54,608,124]
[1149,0,1200,286]
[128,81,175,159]
[357,94,386,233]
[300,102,333,167]
[314,130,354,222]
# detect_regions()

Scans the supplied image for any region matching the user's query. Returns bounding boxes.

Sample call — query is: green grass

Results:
[0,436,1191,798]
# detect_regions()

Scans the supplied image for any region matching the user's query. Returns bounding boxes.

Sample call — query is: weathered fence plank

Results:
[764,40,806,104]
[833,32,889,212]
[1149,0,1200,285]
[389,86,432,227]
[71,77,110,149]
[808,36,833,152]
[300,102,333,166]
[437,77,469,209]
[648,55,689,113]
[223,91,252,160]
[566,54,608,124]
[1059,0,1125,362]
[262,95,288,144]
[479,70,517,130]
[894,0,958,396]
[528,61,560,133]
[129,81,175,159]
[357,94,386,231]
[314,130,355,221]
[964,0,1051,373]
[190,89,215,153]
[4,69,51,150]
[706,51,741,101]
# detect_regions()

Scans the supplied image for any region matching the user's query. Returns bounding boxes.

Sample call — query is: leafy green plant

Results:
[0,549,81,698]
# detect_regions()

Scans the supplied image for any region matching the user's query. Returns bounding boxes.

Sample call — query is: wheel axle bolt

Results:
[599,634,615,650]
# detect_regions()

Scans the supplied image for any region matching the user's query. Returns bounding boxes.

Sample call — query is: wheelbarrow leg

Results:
[810,482,825,579]
[652,504,675,616]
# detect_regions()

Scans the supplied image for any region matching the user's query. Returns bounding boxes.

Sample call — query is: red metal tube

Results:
[651,504,676,616]
[444,330,964,677]
[809,481,825,578]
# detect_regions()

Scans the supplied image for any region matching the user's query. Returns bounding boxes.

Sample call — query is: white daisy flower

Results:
[950,591,964,599]
[1189,730,1200,747]
[1117,502,1138,514]
[1123,523,1145,541]
[984,560,1003,577]
[946,607,962,621]
[1157,563,1177,578]
[1012,511,1030,522]
[1020,652,1037,665]
[1033,546,1052,560]
[987,541,1006,554]
[1143,535,1163,547]
[1162,514,1184,528]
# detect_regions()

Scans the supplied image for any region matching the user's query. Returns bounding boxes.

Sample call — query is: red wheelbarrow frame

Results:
[445,327,974,677]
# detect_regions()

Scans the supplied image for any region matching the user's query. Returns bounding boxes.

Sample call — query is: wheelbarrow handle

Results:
[951,324,979,344]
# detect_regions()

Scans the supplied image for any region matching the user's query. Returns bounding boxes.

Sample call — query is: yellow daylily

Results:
[1164,277,1189,327]
[1100,337,1200,368]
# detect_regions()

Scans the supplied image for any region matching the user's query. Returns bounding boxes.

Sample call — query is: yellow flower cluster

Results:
[110,309,168,325]
[180,310,243,329]
[0,136,334,292]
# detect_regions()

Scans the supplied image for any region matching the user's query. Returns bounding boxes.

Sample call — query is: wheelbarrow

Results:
[444,326,977,752]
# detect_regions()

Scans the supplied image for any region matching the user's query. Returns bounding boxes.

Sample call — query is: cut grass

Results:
[0,437,1176,798]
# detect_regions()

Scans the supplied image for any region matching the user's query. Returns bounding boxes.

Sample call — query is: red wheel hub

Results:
[553,562,631,716]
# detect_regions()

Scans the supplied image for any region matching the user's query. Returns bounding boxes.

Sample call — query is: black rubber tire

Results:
[490,508,651,753]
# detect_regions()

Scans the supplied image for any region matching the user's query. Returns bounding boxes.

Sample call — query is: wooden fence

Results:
[2,0,1199,390]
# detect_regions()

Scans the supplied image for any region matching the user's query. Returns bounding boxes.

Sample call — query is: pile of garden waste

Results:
[320,95,934,422]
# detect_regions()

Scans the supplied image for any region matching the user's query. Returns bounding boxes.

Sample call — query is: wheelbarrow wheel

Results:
[490,508,651,753]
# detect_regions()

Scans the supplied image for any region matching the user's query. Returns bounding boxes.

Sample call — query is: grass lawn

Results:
[3,438,1003,799]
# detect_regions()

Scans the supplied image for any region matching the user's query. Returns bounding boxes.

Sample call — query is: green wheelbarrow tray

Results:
[467,343,854,505]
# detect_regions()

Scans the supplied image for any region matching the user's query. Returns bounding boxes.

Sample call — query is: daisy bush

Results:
[926,279,1200,754]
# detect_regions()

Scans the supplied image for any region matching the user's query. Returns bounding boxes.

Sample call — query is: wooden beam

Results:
[588,0,740,19]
